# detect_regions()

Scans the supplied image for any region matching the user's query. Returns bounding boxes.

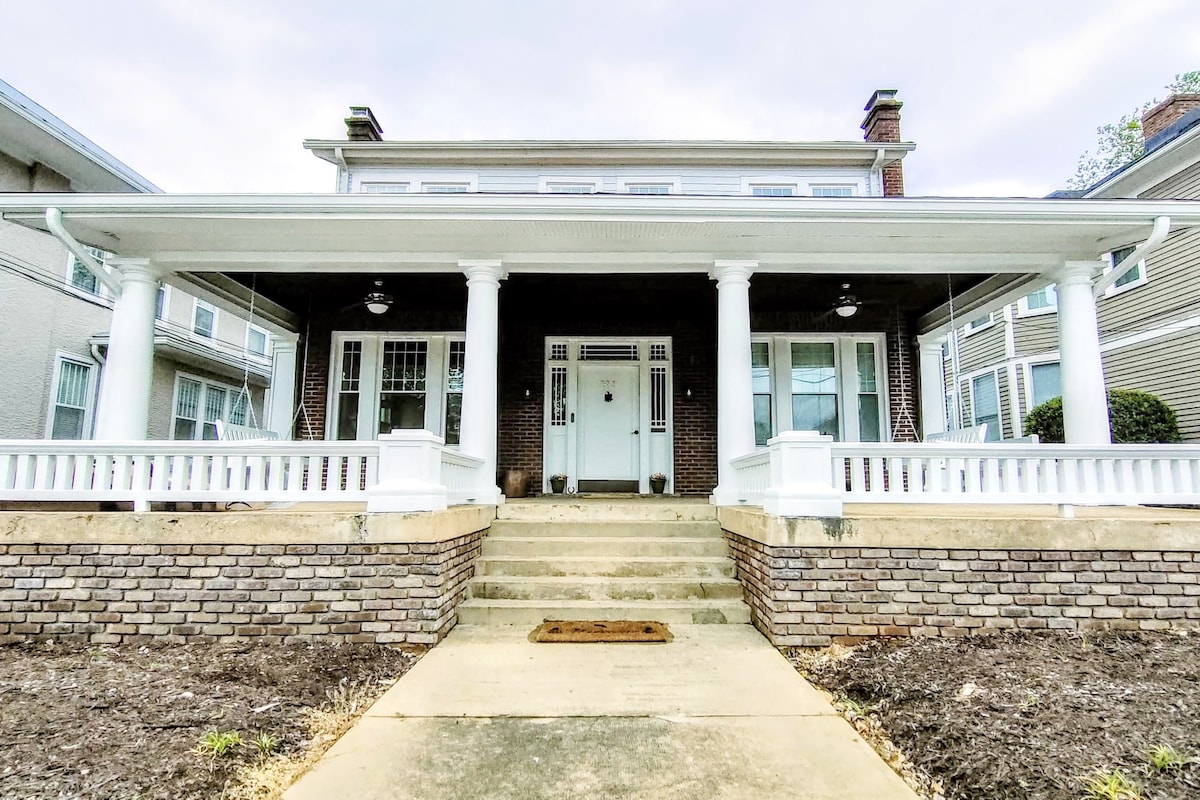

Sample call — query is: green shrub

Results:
[1023,389,1180,443]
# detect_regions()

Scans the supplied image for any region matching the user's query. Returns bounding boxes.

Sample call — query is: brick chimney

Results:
[1142,93,1200,142]
[861,89,904,196]
[345,106,383,141]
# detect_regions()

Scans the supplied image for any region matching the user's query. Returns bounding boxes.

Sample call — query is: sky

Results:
[2,0,1199,196]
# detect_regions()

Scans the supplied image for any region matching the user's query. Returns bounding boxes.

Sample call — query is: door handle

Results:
[633,430,640,435]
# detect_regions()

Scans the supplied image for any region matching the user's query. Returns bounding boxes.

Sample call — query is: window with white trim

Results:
[750,335,887,443]
[539,177,601,194]
[1018,284,1057,316]
[192,299,217,339]
[1105,245,1148,295]
[66,246,110,296]
[625,184,671,194]
[172,375,249,440]
[155,284,169,320]
[360,182,409,193]
[49,355,95,439]
[750,184,796,197]
[246,325,269,357]
[422,182,470,193]
[963,312,994,334]
[810,185,855,197]
[1028,362,1061,408]
[329,333,466,441]
[970,372,1002,442]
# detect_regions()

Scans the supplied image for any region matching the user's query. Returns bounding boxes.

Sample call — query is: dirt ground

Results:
[786,631,1200,800]
[0,640,422,800]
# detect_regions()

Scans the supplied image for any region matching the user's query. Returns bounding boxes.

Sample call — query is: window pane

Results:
[1114,263,1142,287]
[247,328,267,356]
[752,185,794,197]
[70,258,99,294]
[204,387,226,423]
[444,394,462,445]
[627,184,670,194]
[790,343,836,393]
[381,341,427,392]
[336,394,359,440]
[1030,363,1062,407]
[753,394,773,446]
[194,305,214,337]
[855,343,877,393]
[51,407,84,439]
[792,394,838,438]
[858,397,881,442]
[1025,285,1056,310]
[176,378,200,419]
[379,394,425,432]
[751,342,770,393]
[971,373,1001,442]
[812,186,854,197]
[155,286,166,319]
[229,392,248,426]
[56,361,90,407]
[174,418,197,440]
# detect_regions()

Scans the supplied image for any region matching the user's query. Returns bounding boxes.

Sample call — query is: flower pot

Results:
[502,469,530,499]
[549,476,567,494]
[649,477,667,494]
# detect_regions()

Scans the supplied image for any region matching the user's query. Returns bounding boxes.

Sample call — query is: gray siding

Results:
[1096,229,1200,337]
[1104,329,1200,442]
[1144,160,1200,199]
[1013,314,1057,356]
[954,323,1007,371]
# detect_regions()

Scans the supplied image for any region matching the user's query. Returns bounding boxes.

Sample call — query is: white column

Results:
[710,260,757,505]
[917,335,947,439]
[1054,260,1111,444]
[458,259,505,504]
[266,335,298,439]
[94,259,163,440]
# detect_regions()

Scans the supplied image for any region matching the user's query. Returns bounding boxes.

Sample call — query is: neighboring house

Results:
[2,89,1197,501]
[0,79,278,441]
[942,92,1200,442]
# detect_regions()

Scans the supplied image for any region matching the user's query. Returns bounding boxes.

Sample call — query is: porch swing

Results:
[918,275,989,444]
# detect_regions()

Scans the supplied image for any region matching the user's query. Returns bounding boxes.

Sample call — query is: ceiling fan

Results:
[338,280,394,315]
[831,282,863,317]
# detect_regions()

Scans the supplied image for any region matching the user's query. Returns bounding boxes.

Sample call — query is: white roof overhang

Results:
[6,193,1200,336]
[1084,124,1200,199]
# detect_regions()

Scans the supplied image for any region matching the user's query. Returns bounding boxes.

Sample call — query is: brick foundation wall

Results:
[726,532,1200,647]
[0,531,484,646]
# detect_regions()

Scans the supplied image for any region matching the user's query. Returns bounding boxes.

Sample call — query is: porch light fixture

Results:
[833,283,861,318]
[364,280,393,315]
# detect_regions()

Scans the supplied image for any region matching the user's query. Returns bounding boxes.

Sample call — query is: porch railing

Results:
[730,432,1200,516]
[0,440,379,511]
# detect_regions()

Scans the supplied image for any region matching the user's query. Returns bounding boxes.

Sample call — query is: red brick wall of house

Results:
[293,273,922,494]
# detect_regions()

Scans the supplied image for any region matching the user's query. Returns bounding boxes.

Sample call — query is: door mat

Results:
[529,620,673,643]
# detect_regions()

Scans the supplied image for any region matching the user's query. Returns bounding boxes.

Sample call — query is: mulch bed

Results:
[529,620,672,643]
[785,631,1200,800]
[0,640,422,800]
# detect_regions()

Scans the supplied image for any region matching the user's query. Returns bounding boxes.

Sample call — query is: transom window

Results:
[751,335,887,444]
[330,333,466,442]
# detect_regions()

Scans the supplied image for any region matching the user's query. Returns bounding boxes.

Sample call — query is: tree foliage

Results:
[1023,389,1181,444]
[1068,71,1200,190]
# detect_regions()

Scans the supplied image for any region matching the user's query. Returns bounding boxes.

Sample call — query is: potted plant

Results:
[548,474,567,494]
[649,472,667,494]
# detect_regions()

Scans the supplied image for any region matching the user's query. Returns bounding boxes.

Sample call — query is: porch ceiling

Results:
[5,194,1200,278]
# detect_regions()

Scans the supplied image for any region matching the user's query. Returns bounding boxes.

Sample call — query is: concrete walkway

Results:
[283,625,917,800]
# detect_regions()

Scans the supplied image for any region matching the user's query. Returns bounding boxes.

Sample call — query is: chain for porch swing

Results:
[234,273,262,433]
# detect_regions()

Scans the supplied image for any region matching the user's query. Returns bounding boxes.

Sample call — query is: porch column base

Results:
[368,430,449,514]
[762,489,844,519]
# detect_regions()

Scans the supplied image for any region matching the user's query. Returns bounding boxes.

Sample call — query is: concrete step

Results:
[497,501,717,523]
[469,576,745,602]
[456,598,751,626]
[480,536,729,558]
[488,520,724,538]
[474,555,735,578]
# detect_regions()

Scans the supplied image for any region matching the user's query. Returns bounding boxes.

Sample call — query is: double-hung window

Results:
[48,355,95,439]
[173,375,249,440]
[750,335,887,443]
[970,372,1002,441]
[330,333,466,442]
[1028,362,1062,408]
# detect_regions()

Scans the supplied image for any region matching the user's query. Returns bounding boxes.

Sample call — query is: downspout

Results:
[1092,215,1170,297]
[869,148,886,196]
[46,207,122,295]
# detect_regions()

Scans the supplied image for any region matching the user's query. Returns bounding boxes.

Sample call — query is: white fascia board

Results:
[6,193,1200,223]
[0,80,161,194]
[1084,125,1200,199]
[302,139,916,168]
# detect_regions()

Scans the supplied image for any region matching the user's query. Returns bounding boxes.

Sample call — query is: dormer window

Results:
[750,184,796,197]
[811,185,855,197]
[540,177,601,194]
[423,183,470,193]
[626,184,671,194]
[360,182,409,193]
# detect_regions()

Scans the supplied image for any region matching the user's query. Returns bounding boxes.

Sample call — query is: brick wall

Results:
[725,533,1200,647]
[0,531,484,646]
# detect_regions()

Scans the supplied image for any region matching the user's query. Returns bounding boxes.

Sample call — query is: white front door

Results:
[577,363,640,481]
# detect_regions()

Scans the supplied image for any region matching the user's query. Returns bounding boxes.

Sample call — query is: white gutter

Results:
[1092,215,1170,297]
[45,207,122,295]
